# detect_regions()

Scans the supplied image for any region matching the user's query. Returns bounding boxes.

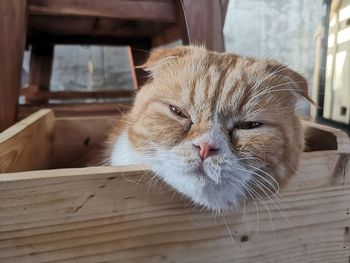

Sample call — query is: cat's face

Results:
[126,46,310,213]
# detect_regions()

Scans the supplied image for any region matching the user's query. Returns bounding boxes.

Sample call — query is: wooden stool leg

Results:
[127,47,140,91]
[0,0,28,131]
[129,43,152,90]
[180,0,227,52]
[26,45,54,103]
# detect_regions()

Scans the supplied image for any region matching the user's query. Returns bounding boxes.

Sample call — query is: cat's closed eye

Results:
[169,105,188,118]
[235,121,263,130]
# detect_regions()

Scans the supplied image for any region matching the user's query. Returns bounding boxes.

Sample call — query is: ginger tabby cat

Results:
[106,46,312,213]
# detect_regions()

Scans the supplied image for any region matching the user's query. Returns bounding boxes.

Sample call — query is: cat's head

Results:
[125,46,311,213]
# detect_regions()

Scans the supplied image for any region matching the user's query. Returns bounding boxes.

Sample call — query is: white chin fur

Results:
[111,131,141,166]
[150,159,252,213]
[111,131,252,213]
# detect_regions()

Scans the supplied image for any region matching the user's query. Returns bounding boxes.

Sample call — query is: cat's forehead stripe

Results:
[184,55,241,121]
[185,55,262,121]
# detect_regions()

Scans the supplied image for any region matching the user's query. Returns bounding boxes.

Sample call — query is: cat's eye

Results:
[236,121,263,130]
[169,105,188,118]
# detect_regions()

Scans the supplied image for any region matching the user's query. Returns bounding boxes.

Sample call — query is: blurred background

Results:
[1,0,349,131]
[21,0,323,116]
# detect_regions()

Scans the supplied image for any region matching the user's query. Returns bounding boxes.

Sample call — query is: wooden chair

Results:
[0,0,228,131]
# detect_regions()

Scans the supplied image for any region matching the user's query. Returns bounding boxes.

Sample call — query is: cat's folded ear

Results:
[267,60,315,105]
[136,46,192,72]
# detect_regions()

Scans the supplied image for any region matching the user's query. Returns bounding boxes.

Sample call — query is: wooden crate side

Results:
[0,165,349,263]
[302,120,350,154]
[288,150,341,190]
[50,117,350,169]
[51,116,117,168]
[0,109,55,173]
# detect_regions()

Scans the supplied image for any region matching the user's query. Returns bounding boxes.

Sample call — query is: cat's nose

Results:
[194,143,218,160]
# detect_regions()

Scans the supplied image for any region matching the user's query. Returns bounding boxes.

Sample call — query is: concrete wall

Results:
[224,0,324,115]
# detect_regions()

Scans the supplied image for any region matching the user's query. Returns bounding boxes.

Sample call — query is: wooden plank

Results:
[51,116,116,168]
[18,103,131,119]
[21,89,134,100]
[127,47,140,90]
[129,42,152,89]
[181,0,225,51]
[302,120,350,154]
[0,164,349,262]
[29,0,177,22]
[0,116,349,261]
[27,45,55,103]
[288,150,345,190]
[311,25,322,118]
[28,34,153,46]
[0,109,55,173]
[28,16,173,38]
[0,0,28,131]
[130,50,151,89]
[220,0,229,26]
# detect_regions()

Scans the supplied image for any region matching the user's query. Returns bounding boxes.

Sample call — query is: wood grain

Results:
[51,116,117,168]
[27,45,54,104]
[181,0,225,51]
[127,47,140,91]
[18,103,131,119]
[29,0,177,22]
[28,16,173,39]
[0,0,28,131]
[302,120,350,154]
[0,163,349,263]
[21,89,134,101]
[130,43,152,89]
[0,109,54,173]
[0,113,349,262]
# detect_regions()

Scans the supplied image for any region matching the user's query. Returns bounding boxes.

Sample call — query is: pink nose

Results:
[195,143,217,160]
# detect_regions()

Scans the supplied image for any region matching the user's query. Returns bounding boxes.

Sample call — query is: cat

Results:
[106,45,312,214]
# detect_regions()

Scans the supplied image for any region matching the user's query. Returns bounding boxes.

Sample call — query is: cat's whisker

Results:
[255,88,308,99]
[115,106,132,118]
[131,47,151,55]
[224,180,247,215]
[246,182,276,234]
[222,216,236,249]
[92,158,112,167]
[250,177,293,229]
[121,171,139,184]
[232,178,260,234]
[266,80,307,90]
[241,198,247,221]
[245,164,280,194]
[226,162,279,195]
[248,84,305,104]
[134,169,153,191]
[146,173,162,193]
[226,163,285,233]
[251,63,290,91]
[111,119,134,126]
[150,177,161,193]
[243,162,289,211]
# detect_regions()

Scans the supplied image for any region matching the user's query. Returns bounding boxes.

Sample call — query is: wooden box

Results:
[0,109,350,263]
